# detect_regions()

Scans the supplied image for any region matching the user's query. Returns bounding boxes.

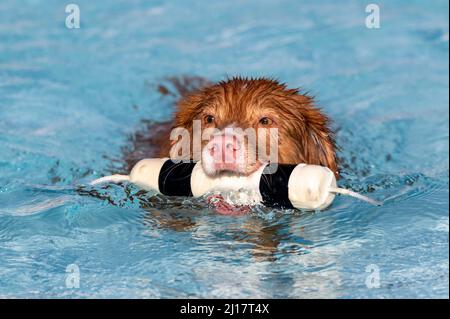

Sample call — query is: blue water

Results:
[0,0,448,298]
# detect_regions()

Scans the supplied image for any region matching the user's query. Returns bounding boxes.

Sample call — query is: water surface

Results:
[0,0,448,298]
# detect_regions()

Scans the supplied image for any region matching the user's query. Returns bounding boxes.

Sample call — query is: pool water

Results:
[0,0,448,298]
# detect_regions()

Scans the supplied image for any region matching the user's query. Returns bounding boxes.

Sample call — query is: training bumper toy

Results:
[91,158,381,210]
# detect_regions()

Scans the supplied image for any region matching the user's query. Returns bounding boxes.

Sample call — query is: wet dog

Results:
[152,77,338,177]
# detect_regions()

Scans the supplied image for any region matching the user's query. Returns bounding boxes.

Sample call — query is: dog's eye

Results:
[204,115,215,124]
[259,117,273,126]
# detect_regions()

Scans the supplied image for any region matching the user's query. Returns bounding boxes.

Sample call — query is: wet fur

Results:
[153,77,338,176]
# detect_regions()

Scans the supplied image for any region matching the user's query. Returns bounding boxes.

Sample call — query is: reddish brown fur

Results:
[155,77,338,177]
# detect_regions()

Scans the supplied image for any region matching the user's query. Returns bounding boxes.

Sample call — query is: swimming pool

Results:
[0,0,448,298]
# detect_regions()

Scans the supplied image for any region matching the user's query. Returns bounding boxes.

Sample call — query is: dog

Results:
[152,77,338,178]
[111,76,339,254]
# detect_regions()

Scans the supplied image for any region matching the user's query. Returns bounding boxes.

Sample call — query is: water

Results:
[0,0,448,298]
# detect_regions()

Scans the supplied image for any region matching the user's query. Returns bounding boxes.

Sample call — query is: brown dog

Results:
[153,77,338,177]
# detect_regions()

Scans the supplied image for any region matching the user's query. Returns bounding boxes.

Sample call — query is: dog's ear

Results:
[304,111,338,177]
[174,92,202,128]
[285,93,339,177]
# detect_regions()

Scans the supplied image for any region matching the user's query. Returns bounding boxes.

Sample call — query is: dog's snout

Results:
[208,134,240,161]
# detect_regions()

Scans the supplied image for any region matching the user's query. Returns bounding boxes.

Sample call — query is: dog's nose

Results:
[208,134,240,163]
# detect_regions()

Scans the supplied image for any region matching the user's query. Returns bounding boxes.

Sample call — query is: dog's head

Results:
[169,77,337,177]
